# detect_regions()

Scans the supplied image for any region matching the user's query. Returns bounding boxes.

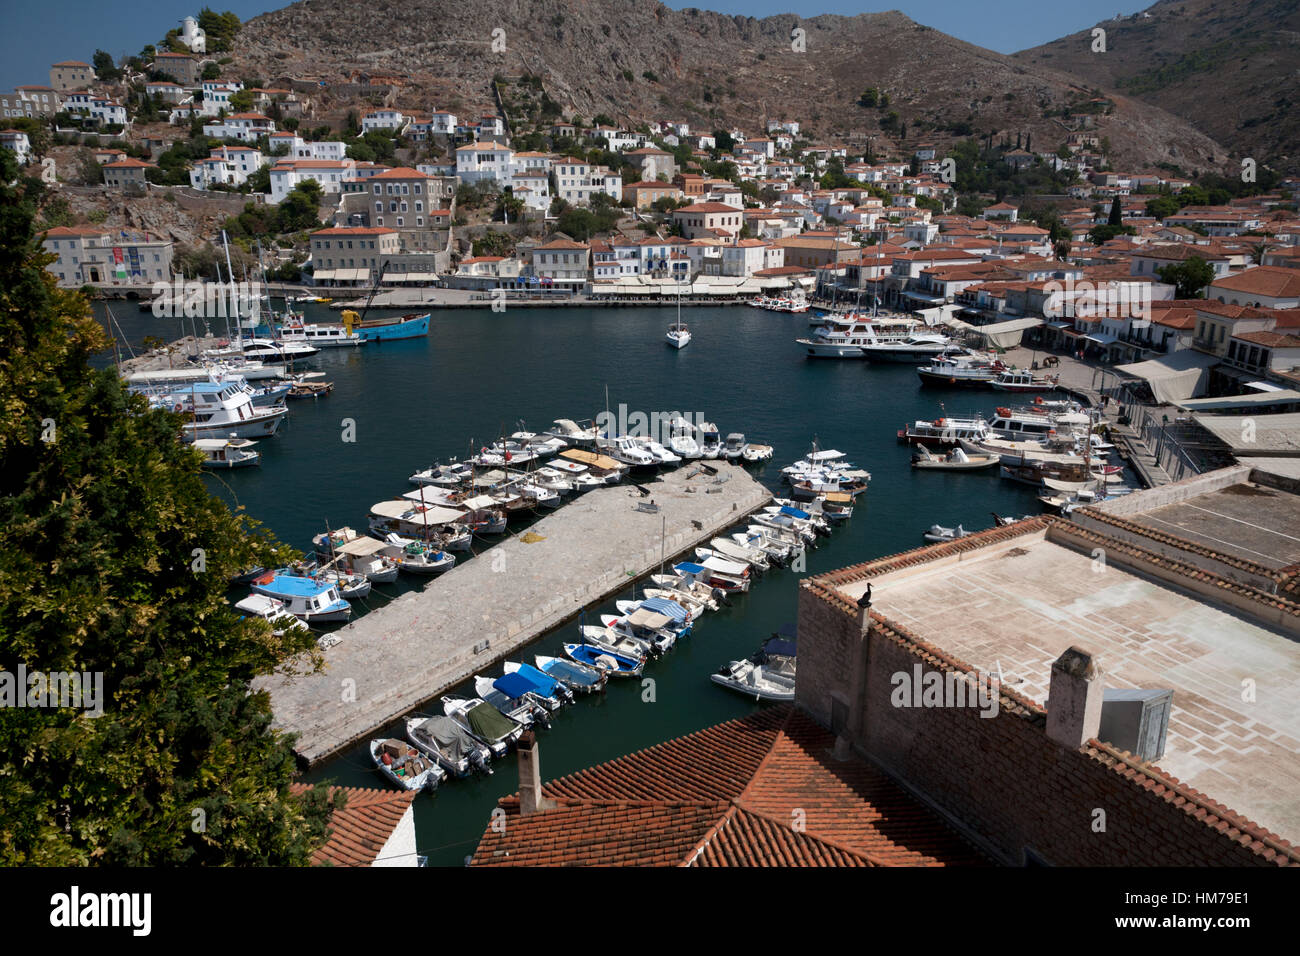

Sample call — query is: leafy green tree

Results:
[1156,257,1215,298]
[92,50,121,81]
[197,8,243,53]
[1145,194,1180,220]
[1087,223,1136,244]
[0,150,338,865]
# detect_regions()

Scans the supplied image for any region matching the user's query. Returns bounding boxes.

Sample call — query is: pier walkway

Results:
[257,464,773,765]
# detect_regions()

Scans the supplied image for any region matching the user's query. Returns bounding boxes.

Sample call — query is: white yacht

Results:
[277,321,365,349]
[698,423,722,459]
[597,435,659,472]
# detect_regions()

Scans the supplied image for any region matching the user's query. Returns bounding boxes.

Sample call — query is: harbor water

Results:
[95,300,1046,866]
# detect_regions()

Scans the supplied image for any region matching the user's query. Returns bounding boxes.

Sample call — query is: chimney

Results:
[1046,646,1104,749]
[516,730,554,817]
[856,583,873,633]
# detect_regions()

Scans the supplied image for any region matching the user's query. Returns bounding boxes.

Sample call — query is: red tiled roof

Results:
[470,707,986,867]
[290,784,415,867]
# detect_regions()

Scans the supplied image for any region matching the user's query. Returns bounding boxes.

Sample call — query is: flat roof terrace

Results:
[1131,483,1300,570]
[833,526,1300,848]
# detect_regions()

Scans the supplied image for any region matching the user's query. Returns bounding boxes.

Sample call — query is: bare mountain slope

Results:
[1016,0,1299,166]
[234,0,1227,170]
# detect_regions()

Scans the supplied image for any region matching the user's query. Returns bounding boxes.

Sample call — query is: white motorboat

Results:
[208,337,320,362]
[409,461,473,487]
[277,320,365,349]
[633,437,682,467]
[370,738,443,791]
[193,437,260,468]
[378,535,456,575]
[699,423,722,459]
[546,418,601,449]
[703,537,771,571]
[730,529,795,565]
[741,441,773,463]
[666,417,703,459]
[723,433,748,461]
[859,332,957,363]
[911,444,1000,471]
[233,593,311,638]
[534,654,607,693]
[898,415,990,445]
[711,636,797,702]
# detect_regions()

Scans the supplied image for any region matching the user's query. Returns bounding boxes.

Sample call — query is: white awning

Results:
[970,317,1043,349]
[1083,332,1119,346]
[311,269,336,280]
[1115,351,1218,404]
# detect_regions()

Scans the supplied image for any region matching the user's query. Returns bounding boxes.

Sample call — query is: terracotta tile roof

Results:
[470,707,986,867]
[1212,266,1300,298]
[290,784,416,867]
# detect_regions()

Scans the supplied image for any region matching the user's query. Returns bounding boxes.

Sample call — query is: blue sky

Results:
[2,1,1150,93]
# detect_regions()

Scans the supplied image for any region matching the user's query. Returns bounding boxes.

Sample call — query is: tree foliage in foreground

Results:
[0,150,339,865]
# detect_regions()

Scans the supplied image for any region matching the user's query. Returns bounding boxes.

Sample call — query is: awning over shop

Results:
[1115,350,1218,404]
[1082,332,1119,346]
[969,317,1043,349]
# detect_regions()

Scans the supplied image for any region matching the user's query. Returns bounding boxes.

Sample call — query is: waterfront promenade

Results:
[258,463,773,765]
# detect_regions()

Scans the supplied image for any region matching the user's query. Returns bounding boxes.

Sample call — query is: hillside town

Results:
[4,2,1300,891]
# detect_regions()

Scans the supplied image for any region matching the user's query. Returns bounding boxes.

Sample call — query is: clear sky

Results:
[1,1,1151,93]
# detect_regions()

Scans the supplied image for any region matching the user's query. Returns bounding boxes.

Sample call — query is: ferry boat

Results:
[157,380,288,440]
[916,354,1003,388]
[277,319,365,348]
[192,437,260,468]
[341,309,430,342]
[249,572,351,624]
[898,416,990,445]
[990,368,1060,393]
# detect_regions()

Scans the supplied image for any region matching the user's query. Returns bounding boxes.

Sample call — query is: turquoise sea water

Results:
[96,300,1046,866]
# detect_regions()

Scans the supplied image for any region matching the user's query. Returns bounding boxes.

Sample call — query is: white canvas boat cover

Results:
[1115,351,1218,404]
[1042,477,1099,492]
[700,555,749,576]
[370,500,464,525]
[459,494,502,511]
[336,536,389,556]
[625,609,673,630]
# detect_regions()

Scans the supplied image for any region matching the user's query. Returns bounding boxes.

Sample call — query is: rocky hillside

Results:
[1016,0,1299,168]
[232,0,1228,172]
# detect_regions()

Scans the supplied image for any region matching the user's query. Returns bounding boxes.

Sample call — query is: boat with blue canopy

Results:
[249,572,351,624]
[474,672,554,727]
[503,661,574,706]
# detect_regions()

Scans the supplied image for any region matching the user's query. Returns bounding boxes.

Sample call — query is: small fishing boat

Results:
[502,661,574,706]
[287,380,333,399]
[618,593,703,623]
[581,619,667,659]
[405,715,493,777]
[284,562,372,601]
[193,437,260,468]
[442,696,525,757]
[742,441,774,463]
[687,555,751,593]
[546,418,601,449]
[911,444,1000,471]
[923,523,970,543]
[730,529,794,566]
[313,528,400,583]
[561,642,644,677]
[370,738,444,791]
[410,461,473,487]
[700,537,770,571]
[711,635,797,702]
[378,536,456,576]
[249,573,351,624]
[534,654,606,693]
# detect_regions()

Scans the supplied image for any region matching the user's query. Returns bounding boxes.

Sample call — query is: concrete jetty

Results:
[258,463,773,765]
